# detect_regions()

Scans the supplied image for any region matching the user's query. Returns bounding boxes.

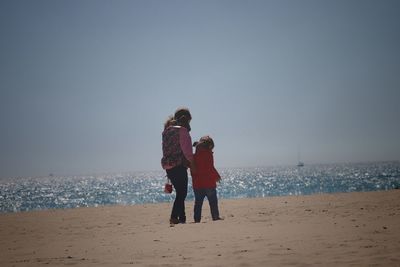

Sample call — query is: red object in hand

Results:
[164,183,173,194]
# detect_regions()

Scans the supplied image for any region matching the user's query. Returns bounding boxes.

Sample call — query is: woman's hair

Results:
[174,107,192,131]
[164,115,177,130]
[163,107,192,131]
[174,107,191,122]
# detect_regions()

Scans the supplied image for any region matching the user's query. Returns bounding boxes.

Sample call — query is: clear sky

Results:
[1,0,399,178]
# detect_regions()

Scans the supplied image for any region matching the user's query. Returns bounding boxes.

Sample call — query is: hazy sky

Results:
[1,0,399,178]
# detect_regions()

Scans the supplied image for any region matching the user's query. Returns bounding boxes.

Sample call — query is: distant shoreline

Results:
[1,160,399,181]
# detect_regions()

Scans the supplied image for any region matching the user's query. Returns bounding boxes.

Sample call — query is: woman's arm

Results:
[179,127,194,166]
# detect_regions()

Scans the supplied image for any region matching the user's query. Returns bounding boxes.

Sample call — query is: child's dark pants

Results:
[193,188,220,222]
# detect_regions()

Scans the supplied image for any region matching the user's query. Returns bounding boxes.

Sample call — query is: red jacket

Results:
[191,147,220,189]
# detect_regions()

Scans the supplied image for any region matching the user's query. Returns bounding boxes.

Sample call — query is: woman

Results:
[161,107,195,224]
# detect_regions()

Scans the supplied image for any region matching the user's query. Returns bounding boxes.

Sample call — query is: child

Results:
[191,135,222,223]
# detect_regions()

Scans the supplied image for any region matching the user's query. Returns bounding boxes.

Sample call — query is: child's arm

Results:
[209,151,221,182]
[216,174,221,183]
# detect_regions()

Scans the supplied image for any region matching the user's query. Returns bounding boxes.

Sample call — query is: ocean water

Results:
[1,162,399,213]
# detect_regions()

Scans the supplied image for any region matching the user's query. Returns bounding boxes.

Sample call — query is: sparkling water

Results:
[1,162,399,213]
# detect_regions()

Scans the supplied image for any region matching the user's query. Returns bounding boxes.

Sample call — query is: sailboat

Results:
[297,147,304,167]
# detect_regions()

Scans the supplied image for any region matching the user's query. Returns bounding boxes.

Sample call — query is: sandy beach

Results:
[1,190,399,267]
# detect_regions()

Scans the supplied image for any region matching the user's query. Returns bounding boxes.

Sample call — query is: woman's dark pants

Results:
[166,165,188,223]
